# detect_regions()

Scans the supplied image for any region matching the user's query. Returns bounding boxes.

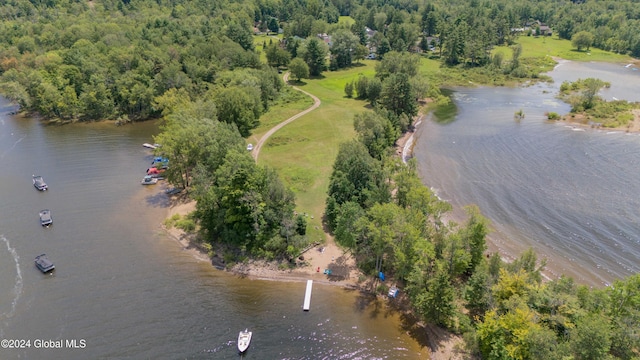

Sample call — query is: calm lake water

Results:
[0,102,424,359]
[414,60,640,286]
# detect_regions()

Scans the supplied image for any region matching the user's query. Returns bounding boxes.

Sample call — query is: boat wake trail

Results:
[0,235,23,332]
[0,134,25,160]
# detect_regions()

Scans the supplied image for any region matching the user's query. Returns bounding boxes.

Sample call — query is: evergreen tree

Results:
[380,72,416,118]
[303,37,327,76]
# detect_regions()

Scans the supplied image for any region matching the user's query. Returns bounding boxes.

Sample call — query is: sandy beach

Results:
[156,105,465,360]
[162,188,362,289]
[160,185,463,360]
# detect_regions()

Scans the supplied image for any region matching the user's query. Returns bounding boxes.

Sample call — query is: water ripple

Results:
[0,235,23,330]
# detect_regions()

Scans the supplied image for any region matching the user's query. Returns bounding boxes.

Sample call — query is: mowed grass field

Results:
[251,33,635,243]
[248,87,314,145]
[257,62,376,242]
[494,35,633,63]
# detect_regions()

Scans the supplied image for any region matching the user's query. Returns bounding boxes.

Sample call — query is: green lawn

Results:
[337,16,355,27]
[253,33,282,64]
[252,34,635,243]
[494,35,633,63]
[248,87,314,146]
[257,61,377,242]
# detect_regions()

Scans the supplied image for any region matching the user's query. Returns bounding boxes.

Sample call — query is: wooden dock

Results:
[303,280,313,311]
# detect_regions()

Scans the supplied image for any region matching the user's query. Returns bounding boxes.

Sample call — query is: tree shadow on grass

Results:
[288,79,308,86]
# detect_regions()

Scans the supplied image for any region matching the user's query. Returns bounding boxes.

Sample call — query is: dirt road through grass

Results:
[252,73,321,161]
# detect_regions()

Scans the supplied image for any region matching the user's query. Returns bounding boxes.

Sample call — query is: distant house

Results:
[525,20,552,36]
[539,24,552,36]
[317,33,332,47]
[364,27,377,38]
[426,36,440,50]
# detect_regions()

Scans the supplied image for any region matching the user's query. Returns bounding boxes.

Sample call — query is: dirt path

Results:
[251,72,321,161]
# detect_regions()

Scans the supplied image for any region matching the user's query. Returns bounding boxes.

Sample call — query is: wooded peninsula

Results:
[1,0,639,358]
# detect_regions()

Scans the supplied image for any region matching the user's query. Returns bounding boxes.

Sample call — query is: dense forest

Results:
[1,0,639,358]
[327,96,640,360]
[324,49,639,358]
[1,0,639,121]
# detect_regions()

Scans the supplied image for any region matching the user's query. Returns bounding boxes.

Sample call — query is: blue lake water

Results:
[0,104,424,359]
[414,60,640,286]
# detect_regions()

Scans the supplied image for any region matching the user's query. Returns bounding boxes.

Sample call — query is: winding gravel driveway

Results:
[252,72,321,161]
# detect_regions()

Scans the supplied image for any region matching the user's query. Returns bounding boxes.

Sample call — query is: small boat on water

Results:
[33,175,48,191]
[141,175,158,185]
[165,187,183,195]
[142,143,160,149]
[237,329,252,353]
[151,157,169,167]
[39,209,53,227]
[35,254,55,273]
[146,167,166,177]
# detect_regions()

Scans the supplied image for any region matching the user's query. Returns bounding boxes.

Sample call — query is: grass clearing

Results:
[258,62,376,242]
[493,35,633,64]
[248,87,313,146]
[252,34,635,243]
[253,34,282,63]
[338,16,355,27]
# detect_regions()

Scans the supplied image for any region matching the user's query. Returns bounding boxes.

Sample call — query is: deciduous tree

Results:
[214,87,261,137]
[329,29,360,69]
[288,57,309,81]
[572,31,594,52]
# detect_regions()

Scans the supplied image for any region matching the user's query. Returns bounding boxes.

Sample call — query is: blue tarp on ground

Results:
[379,272,385,281]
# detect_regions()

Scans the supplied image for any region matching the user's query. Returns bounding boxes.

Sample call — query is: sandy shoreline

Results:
[159,103,640,288]
[558,108,640,133]
[161,188,363,289]
[159,185,464,359]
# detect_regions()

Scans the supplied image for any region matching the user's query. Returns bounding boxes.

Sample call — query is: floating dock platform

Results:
[303,280,313,311]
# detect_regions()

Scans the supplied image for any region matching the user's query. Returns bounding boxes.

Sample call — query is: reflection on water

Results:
[415,61,640,286]
[433,88,458,124]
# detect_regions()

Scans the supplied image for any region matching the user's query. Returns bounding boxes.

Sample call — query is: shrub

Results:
[175,218,196,232]
[344,81,354,98]
[547,112,561,120]
[376,284,389,295]
[163,214,181,228]
[355,76,369,99]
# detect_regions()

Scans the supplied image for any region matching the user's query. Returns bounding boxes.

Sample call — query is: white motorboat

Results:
[33,175,48,191]
[237,328,252,353]
[39,209,53,227]
[141,175,158,185]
